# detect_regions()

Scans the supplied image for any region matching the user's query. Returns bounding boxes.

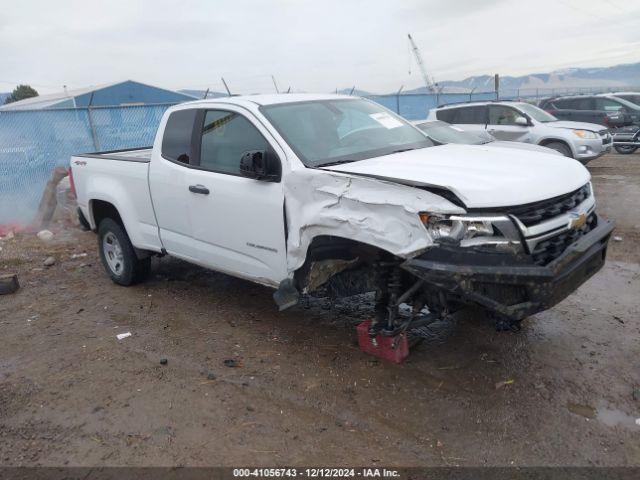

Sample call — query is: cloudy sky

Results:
[1,0,639,95]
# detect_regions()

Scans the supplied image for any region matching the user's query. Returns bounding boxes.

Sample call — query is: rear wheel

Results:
[614,145,638,154]
[98,218,150,286]
[545,141,572,158]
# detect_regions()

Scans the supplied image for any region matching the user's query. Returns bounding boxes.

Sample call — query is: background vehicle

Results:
[413,119,561,155]
[70,94,613,340]
[610,124,640,154]
[428,101,611,163]
[539,94,640,128]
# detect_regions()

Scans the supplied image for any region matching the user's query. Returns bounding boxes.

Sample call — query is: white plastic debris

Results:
[70,253,88,259]
[636,418,640,426]
[36,230,54,242]
[116,332,132,340]
[613,236,623,242]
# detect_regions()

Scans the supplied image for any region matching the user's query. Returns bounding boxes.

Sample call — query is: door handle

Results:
[189,184,210,195]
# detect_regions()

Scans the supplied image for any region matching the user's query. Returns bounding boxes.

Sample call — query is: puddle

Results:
[567,402,596,419]
[597,406,640,430]
[568,402,640,429]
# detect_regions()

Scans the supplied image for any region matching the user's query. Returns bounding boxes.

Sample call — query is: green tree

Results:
[4,84,39,104]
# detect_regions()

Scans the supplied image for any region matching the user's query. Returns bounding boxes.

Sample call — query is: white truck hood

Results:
[545,120,607,132]
[321,144,590,208]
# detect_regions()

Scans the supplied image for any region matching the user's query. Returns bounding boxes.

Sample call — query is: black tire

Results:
[97,218,151,286]
[77,208,91,231]
[545,141,572,158]
[614,145,638,154]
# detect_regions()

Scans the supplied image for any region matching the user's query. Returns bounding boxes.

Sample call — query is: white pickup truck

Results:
[70,94,614,335]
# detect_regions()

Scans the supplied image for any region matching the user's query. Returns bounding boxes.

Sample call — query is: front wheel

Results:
[98,218,150,286]
[614,145,638,154]
[545,141,572,158]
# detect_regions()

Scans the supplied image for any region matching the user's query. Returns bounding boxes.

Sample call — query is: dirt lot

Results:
[1,152,639,467]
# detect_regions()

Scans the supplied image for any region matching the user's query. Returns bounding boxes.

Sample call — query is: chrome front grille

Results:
[501,184,591,227]
[531,213,598,266]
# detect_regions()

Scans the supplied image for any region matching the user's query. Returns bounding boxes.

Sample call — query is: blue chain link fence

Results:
[0,104,174,225]
[367,91,498,120]
[0,92,502,225]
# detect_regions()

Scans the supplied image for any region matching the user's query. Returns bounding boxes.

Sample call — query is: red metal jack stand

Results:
[356,320,410,364]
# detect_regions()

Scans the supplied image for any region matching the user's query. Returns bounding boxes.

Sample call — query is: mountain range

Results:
[391,61,640,95]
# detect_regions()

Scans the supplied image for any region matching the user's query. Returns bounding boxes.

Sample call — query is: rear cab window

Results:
[161,109,199,164]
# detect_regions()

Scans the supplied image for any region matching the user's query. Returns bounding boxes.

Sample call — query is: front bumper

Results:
[402,216,614,321]
[574,136,612,163]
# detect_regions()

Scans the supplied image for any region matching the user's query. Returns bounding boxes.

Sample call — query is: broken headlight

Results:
[420,214,523,253]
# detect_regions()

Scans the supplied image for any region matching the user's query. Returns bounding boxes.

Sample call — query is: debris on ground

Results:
[0,227,17,239]
[223,359,242,368]
[160,358,168,365]
[495,379,515,390]
[633,387,640,401]
[70,253,88,259]
[567,402,597,419]
[116,332,132,340]
[0,274,20,295]
[36,230,54,242]
[613,236,623,242]
[206,372,217,380]
[43,256,56,267]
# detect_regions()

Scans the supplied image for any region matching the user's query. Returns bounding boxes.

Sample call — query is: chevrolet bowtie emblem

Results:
[569,212,587,229]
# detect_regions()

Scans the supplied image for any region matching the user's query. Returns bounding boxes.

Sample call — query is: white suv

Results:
[427,101,612,164]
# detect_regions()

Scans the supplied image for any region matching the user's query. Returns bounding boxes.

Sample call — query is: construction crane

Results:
[407,33,437,93]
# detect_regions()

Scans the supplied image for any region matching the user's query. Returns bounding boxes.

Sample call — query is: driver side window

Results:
[489,106,520,126]
[199,110,270,175]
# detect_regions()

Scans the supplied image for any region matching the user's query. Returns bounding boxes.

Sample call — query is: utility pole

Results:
[407,33,437,93]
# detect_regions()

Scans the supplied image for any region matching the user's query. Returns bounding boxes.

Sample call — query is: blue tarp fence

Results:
[0,92,500,224]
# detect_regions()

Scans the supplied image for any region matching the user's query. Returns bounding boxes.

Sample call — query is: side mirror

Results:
[515,116,529,126]
[239,150,281,182]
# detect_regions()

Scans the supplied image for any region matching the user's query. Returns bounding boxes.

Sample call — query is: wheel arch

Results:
[537,137,575,157]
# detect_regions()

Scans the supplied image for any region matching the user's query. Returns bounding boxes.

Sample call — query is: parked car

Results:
[428,101,612,163]
[539,94,640,128]
[70,94,613,340]
[596,93,640,154]
[413,119,561,155]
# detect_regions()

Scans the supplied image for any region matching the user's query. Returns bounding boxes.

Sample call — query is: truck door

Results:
[182,107,288,286]
[148,108,201,261]
[487,105,531,142]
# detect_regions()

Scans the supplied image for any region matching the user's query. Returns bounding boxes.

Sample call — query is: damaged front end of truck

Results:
[277,169,614,336]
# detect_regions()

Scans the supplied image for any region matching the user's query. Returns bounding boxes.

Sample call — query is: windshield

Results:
[260,99,432,167]
[415,121,488,145]
[612,96,640,111]
[616,94,640,107]
[515,103,557,122]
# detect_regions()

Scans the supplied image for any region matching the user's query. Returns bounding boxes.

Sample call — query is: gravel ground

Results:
[1,152,639,467]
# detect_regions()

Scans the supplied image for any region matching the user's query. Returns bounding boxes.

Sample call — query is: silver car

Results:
[412,119,561,155]
[427,101,612,164]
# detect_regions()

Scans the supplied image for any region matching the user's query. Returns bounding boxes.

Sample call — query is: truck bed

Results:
[71,146,162,253]
[75,146,152,163]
